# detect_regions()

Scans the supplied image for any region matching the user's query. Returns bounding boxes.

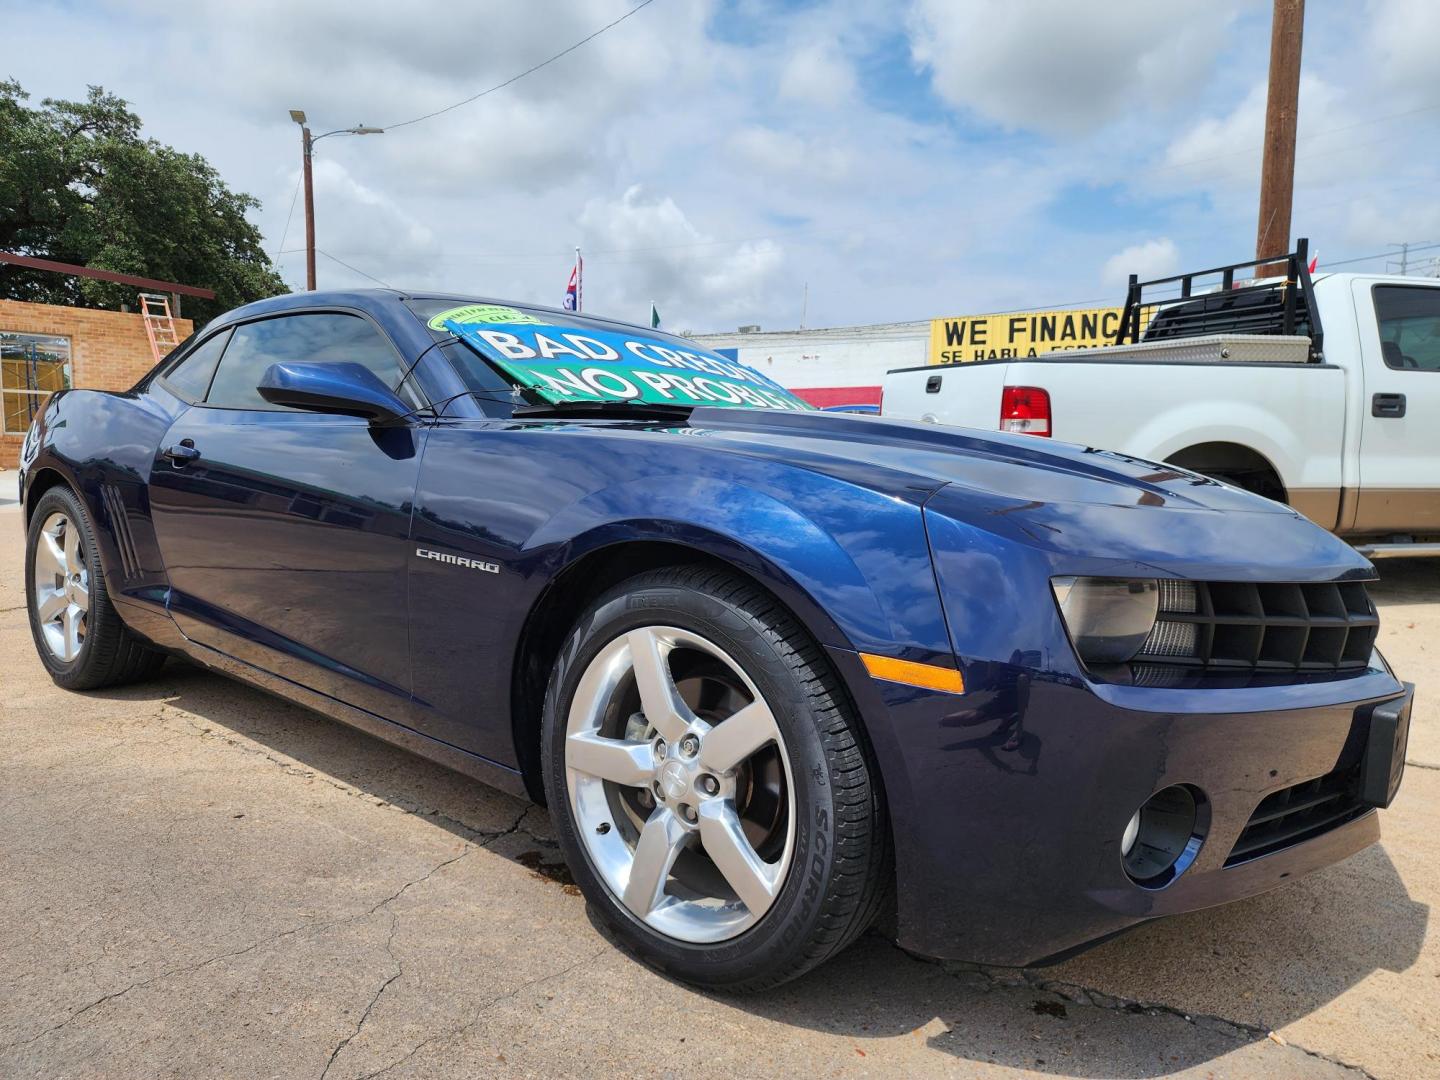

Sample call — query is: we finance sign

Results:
[928,306,1151,365]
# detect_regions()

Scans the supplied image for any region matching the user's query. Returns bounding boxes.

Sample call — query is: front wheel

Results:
[542,566,889,991]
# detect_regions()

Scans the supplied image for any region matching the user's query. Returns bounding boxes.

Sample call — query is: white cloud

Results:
[2,0,1437,332]
[1158,75,1363,192]
[727,127,855,183]
[778,42,857,107]
[907,0,1238,136]
[301,159,441,285]
[1102,238,1178,287]
[1365,0,1440,93]
[578,187,784,327]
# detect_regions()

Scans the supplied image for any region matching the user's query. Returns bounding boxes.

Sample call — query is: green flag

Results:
[649,303,661,329]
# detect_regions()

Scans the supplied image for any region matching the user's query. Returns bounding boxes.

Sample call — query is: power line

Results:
[1319,241,1440,269]
[316,249,394,288]
[380,0,660,132]
[273,171,303,258]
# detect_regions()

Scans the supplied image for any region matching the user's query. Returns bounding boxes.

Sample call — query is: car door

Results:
[147,309,427,720]
[1353,280,1440,534]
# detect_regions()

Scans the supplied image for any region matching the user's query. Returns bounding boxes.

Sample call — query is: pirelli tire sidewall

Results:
[541,568,857,990]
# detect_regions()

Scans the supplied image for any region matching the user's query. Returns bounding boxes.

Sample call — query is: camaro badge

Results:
[415,548,500,574]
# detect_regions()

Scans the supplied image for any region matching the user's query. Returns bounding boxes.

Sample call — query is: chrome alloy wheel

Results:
[32,511,89,662]
[565,626,796,944]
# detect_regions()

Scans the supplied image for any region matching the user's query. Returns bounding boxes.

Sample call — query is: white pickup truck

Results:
[882,249,1440,557]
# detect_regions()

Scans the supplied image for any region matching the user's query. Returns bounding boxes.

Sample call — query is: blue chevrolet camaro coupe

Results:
[19,290,1413,990]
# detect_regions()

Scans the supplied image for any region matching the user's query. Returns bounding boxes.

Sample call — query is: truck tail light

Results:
[999,385,1051,436]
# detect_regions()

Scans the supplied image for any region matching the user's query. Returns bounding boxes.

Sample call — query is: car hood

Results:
[682,408,1371,580]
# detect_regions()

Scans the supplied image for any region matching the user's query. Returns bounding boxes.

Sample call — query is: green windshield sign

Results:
[442,318,814,411]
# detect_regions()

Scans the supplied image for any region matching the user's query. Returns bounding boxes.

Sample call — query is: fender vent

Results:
[101,483,141,580]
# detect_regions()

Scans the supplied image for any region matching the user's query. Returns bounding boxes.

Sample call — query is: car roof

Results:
[212,288,662,339]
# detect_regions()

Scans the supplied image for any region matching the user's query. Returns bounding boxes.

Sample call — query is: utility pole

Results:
[300,123,316,291]
[289,110,384,292]
[1390,242,1410,276]
[1255,0,1305,275]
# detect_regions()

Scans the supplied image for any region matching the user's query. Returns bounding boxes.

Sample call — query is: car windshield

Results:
[404,298,812,412]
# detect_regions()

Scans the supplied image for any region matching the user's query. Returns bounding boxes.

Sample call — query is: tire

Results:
[541,565,890,991]
[25,485,166,691]
[1208,470,1286,504]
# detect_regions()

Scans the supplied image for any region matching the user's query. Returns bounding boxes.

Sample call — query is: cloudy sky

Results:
[5,0,1438,331]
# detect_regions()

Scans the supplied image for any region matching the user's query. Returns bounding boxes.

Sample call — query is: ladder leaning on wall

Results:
[138,292,181,364]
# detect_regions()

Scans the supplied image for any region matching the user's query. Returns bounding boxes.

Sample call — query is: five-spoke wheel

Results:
[544,567,889,990]
[31,511,89,662]
[25,485,166,689]
[565,625,794,943]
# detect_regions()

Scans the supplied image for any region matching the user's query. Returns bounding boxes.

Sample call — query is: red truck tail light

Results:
[999,386,1051,437]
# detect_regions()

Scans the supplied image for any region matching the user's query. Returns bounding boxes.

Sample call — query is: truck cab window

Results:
[1375,286,1440,371]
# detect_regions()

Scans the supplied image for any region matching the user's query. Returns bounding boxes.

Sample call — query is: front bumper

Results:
[831,646,1408,966]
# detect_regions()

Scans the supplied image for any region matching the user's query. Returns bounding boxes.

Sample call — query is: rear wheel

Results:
[25,486,166,690]
[542,566,889,991]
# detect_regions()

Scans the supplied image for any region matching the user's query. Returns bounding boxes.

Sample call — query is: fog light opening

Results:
[1123,785,1205,888]
[1120,810,1141,857]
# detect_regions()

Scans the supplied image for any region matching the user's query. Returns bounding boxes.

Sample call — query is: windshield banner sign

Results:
[443,318,814,411]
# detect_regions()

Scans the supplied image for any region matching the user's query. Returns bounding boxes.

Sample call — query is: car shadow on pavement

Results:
[727,837,1426,1075]
[85,658,1428,1079]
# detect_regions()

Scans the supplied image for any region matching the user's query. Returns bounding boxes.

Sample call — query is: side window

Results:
[1375,286,1440,371]
[162,329,231,401]
[205,313,406,410]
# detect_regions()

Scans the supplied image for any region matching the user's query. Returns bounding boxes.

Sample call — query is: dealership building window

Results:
[2,331,72,434]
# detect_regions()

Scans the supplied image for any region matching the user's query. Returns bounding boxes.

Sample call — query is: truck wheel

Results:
[25,486,166,690]
[541,566,890,991]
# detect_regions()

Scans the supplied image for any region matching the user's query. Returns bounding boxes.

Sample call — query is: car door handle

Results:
[163,439,200,465]
[1372,393,1407,418]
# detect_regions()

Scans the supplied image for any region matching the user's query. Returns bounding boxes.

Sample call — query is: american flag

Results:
[564,249,583,312]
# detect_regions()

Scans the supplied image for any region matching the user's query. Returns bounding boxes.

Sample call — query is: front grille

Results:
[1225,765,1368,866]
[1136,580,1378,672]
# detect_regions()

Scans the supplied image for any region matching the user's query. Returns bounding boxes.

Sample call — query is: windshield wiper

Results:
[511,399,697,419]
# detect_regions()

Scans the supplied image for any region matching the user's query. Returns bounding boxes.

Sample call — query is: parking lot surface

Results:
[2,487,1437,1079]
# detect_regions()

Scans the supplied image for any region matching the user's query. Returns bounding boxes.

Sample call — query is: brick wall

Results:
[0,299,193,468]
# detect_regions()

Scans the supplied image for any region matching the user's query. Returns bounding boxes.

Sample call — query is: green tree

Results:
[0,80,287,323]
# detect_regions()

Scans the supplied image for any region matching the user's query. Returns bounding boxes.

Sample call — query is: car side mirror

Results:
[256,362,411,423]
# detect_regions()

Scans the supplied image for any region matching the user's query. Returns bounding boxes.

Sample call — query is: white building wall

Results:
[692,321,929,406]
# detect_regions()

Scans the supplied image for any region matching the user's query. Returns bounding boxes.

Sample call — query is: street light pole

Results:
[289,110,384,291]
[300,123,316,291]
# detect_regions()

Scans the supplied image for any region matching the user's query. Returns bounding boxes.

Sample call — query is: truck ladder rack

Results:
[1115,238,1324,362]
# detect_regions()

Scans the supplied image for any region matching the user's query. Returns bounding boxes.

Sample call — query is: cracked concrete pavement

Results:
[1,486,1437,1078]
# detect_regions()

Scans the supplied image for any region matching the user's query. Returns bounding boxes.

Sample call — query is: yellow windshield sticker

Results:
[427,304,541,331]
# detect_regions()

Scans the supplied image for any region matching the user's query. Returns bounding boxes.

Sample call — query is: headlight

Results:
[1052,576,1159,665]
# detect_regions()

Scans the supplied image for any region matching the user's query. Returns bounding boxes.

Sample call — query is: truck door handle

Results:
[163,439,200,465]
[1372,393,1407,418]
[925,375,943,393]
